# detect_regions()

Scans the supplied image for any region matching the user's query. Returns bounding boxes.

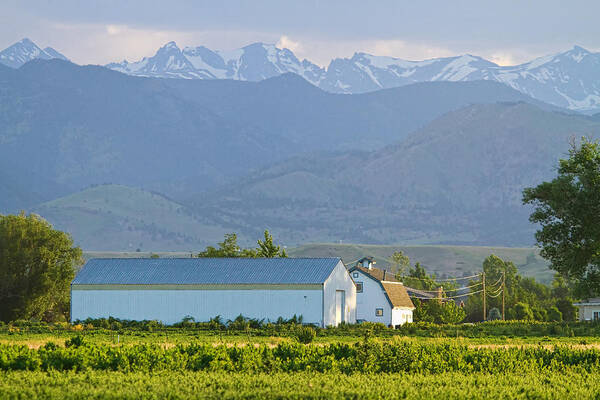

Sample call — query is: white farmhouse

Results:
[71,257,356,327]
[348,257,414,326]
[574,298,600,321]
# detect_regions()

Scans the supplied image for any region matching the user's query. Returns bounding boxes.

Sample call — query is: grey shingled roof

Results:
[73,258,341,285]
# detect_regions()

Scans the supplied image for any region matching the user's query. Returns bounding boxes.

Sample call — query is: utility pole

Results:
[482,272,486,321]
[502,271,506,321]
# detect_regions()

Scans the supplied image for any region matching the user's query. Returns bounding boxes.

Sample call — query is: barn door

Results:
[335,290,345,326]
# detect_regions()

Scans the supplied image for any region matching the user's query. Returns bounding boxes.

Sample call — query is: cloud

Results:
[22,21,282,65]
[368,40,455,60]
[276,35,302,54]
[2,1,600,68]
[488,52,518,66]
[274,38,458,66]
[0,18,583,69]
[105,25,125,36]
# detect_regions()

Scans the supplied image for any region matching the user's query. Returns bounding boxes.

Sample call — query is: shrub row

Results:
[1,339,600,373]
[4,318,600,338]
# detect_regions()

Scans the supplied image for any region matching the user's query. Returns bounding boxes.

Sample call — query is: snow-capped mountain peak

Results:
[0,38,69,69]
[105,40,324,83]
[561,45,591,63]
[2,38,600,113]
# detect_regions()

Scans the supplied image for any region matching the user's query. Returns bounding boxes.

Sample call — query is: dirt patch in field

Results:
[0,339,68,349]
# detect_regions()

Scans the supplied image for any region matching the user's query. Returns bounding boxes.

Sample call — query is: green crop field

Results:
[3,321,600,398]
[2,370,598,399]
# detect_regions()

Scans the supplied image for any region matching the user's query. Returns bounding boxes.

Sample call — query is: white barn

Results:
[71,257,356,327]
[574,298,600,321]
[348,258,414,327]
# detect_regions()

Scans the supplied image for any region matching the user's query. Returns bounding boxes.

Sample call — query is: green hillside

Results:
[34,184,228,251]
[288,243,552,283]
[200,102,600,246]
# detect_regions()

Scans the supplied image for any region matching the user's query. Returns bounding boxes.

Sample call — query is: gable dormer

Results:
[358,256,375,270]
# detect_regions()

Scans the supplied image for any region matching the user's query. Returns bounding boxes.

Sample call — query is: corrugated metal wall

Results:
[71,288,323,325]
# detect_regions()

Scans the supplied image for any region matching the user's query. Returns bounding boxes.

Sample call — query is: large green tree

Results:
[198,231,287,258]
[0,213,83,322]
[523,137,600,297]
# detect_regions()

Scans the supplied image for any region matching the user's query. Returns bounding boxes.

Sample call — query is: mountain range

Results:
[1,56,599,250]
[0,58,560,211]
[104,42,600,114]
[1,39,600,113]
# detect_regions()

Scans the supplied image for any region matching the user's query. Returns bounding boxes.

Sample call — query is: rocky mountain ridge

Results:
[2,39,600,112]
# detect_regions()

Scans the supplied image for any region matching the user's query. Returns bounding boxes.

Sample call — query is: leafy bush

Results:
[413,300,465,324]
[513,303,534,321]
[6,317,600,339]
[556,299,578,322]
[295,326,316,344]
[548,307,563,322]
[65,335,85,348]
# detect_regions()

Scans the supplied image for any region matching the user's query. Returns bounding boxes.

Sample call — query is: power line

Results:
[488,275,503,288]
[410,289,485,300]
[409,282,482,293]
[402,273,482,282]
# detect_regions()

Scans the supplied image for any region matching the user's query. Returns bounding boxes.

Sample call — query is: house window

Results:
[375,308,383,317]
[353,272,359,278]
[594,311,600,321]
[356,282,363,293]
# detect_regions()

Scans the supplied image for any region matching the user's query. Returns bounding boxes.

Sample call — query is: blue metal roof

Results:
[73,258,341,285]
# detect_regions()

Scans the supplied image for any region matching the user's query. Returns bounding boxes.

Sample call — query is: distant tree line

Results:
[390,251,577,324]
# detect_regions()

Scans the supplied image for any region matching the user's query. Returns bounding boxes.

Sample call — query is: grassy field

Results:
[35,184,228,251]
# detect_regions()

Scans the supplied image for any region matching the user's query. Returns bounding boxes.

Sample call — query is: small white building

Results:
[348,257,414,326]
[71,257,356,327]
[574,298,600,321]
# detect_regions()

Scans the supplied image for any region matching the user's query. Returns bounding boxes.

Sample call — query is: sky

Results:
[2,0,599,67]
